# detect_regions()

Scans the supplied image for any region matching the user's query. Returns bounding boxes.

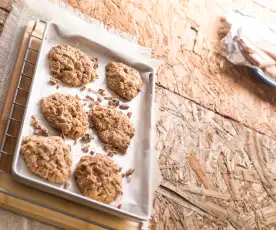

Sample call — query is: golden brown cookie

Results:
[40,93,89,139]
[91,106,135,151]
[20,136,72,183]
[74,155,122,203]
[48,44,98,86]
[106,62,143,100]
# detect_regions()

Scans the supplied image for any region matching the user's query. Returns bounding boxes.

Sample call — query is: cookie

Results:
[20,136,72,183]
[40,93,89,139]
[91,106,135,151]
[106,62,143,100]
[48,44,98,86]
[74,155,122,203]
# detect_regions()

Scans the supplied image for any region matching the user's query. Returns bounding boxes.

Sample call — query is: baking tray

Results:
[11,21,156,221]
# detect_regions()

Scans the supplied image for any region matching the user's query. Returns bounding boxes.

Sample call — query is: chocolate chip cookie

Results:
[21,136,72,183]
[91,106,135,151]
[74,155,122,203]
[49,44,98,86]
[106,62,143,100]
[40,93,88,139]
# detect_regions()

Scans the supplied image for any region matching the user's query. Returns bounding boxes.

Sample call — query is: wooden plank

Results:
[0,171,140,230]
[0,188,105,230]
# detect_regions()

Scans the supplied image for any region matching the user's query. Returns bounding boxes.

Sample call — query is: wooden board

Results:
[0,21,143,230]
[150,87,276,229]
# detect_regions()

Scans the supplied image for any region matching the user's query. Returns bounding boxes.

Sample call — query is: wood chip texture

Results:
[151,87,276,229]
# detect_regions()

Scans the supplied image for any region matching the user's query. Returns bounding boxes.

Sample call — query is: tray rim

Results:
[11,20,156,221]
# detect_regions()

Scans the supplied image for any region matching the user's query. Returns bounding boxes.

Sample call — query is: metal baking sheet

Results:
[12,21,156,221]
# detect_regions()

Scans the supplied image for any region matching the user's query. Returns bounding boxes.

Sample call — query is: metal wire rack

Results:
[0,19,46,173]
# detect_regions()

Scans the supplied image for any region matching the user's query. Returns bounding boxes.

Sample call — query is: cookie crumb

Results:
[81,86,86,91]
[98,89,105,96]
[116,204,122,209]
[81,145,89,153]
[60,133,65,140]
[64,182,70,189]
[49,78,60,87]
[88,88,98,94]
[86,95,94,102]
[104,96,113,100]
[56,83,60,89]
[49,78,57,85]
[89,150,95,155]
[75,95,80,100]
[90,57,98,69]
[119,104,129,110]
[81,133,94,142]
[107,151,114,157]
[108,98,120,107]
[31,115,49,137]
[122,168,135,177]
[67,144,72,152]
[127,112,132,118]
[97,95,103,103]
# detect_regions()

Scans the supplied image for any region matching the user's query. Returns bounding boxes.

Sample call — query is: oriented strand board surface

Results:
[151,87,276,229]
[64,0,276,140]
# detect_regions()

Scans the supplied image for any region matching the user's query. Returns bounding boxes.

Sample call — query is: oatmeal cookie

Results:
[48,44,98,86]
[91,106,135,151]
[74,155,122,203]
[106,62,143,100]
[20,136,72,183]
[41,93,89,139]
